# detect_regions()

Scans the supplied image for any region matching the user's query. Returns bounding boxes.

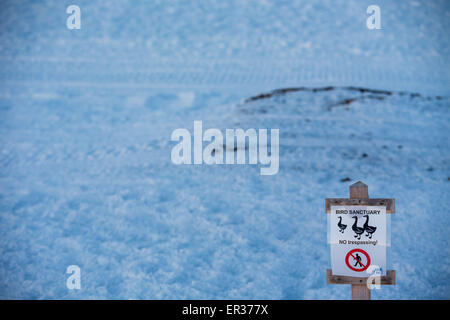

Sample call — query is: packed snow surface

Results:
[0,0,449,299]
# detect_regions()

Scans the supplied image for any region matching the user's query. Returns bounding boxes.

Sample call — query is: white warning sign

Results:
[330,206,387,277]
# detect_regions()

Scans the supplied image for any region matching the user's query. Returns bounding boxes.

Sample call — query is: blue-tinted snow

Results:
[0,1,449,299]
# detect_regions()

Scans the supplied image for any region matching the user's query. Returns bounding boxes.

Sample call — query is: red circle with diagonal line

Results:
[345,248,371,272]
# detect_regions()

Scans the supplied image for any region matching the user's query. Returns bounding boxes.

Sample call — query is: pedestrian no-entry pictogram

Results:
[345,249,370,272]
[325,182,396,300]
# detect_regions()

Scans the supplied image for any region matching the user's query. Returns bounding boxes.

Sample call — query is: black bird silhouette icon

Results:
[337,216,347,233]
[351,216,364,239]
[363,215,377,238]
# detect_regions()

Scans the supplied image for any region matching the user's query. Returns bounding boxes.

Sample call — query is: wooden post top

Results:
[350,181,368,199]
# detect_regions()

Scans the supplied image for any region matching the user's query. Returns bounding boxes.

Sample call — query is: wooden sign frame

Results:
[325,181,396,300]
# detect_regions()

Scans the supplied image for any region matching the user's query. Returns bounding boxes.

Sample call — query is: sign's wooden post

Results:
[349,182,371,300]
[325,181,396,300]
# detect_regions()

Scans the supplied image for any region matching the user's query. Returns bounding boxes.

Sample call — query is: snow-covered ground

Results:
[0,1,449,299]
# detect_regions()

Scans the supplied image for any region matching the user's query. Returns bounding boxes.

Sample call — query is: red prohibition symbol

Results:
[345,248,371,272]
